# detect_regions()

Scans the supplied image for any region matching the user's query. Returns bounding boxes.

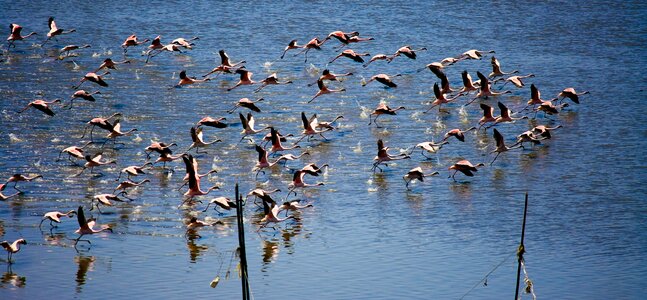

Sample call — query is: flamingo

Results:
[177,70,210,87]
[259,198,296,230]
[280,39,302,59]
[315,115,344,131]
[488,56,519,78]
[269,127,300,154]
[146,43,184,63]
[487,101,528,128]
[465,71,512,106]
[177,155,217,191]
[443,127,477,142]
[511,130,544,148]
[490,128,523,165]
[180,154,219,205]
[523,84,557,111]
[197,116,228,129]
[363,54,392,67]
[278,200,313,217]
[226,68,256,91]
[186,127,221,153]
[329,49,370,64]
[459,70,481,94]
[427,64,455,94]
[114,179,150,194]
[535,101,568,119]
[104,119,137,145]
[0,184,21,200]
[81,112,121,141]
[309,79,346,103]
[276,151,310,167]
[295,112,334,143]
[171,36,199,49]
[116,162,152,181]
[144,141,177,159]
[478,103,497,130]
[42,17,75,46]
[153,152,184,170]
[368,103,405,127]
[57,141,93,162]
[202,197,237,214]
[558,88,589,104]
[448,160,485,181]
[39,210,76,228]
[372,139,410,172]
[186,217,224,238]
[307,69,353,87]
[73,71,110,89]
[239,113,270,142]
[246,188,282,203]
[59,44,91,57]
[91,193,129,213]
[227,97,264,113]
[323,30,359,46]
[75,153,116,176]
[389,45,427,62]
[294,37,324,62]
[363,73,401,88]
[424,83,464,113]
[286,170,324,199]
[458,49,495,60]
[253,144,283,178]
[121,34,149,55]
[403,167,440,189]
[414,141,449,159]
[494,74,535,88]
[5,174,42,192]
[532,125,563,139]
[202,49,246,78]
[73,206,112,247]
[1,239,26,264]
[17,99,61,116]
[300,163,329,177]
[254,73,293,92]
[68,90,100,108]
[6,24,37,48]
[94,58,130,72]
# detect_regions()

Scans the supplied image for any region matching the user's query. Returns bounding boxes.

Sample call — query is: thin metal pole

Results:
[514,192,529,300]
[235,184,250,300]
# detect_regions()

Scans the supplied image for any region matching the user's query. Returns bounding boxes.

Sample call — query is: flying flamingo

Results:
[523,84,557,111]
[171,36,199,49]
[144,141,177,159]
[363,73,401,88]
[277,200,313,217]
[197,116,228,129]
[458,70,480,94]
[372,139,410,172]
[81,112,121,141]
[177,155,217,191]
[176,70,210,87]
[443,127,477,142]
[448,160,485,181]
[294,37,324,62]
[17,99,61,116]
[465,71,512,106]
[424,83,464,113]
[146,43,184,63]
[329,49,370,64]
[494,74,535,88]
[403,167,440,189]
[363,54,392,67]
[315,115,344,131]
[253,145,282,178]
[259,198,296,230]
[558,88,589,104]
[487,101,529,128]
[68,90,100,108]
[39,210,76,228]
[59,44,91,58]
[295,112,334,143]
[94,58,130,72]
[73,206,113,247]
[153,152,184,170]
[116,162,152,181]
[202,49,246,78]
[75,153,116,176]
[238,112,270,142]
[42,17,75,46]
[57,141,93,162]
[6,24,37,48]
[280,40,302,59]
[286,170,324,200]
[73,71,110,89]
[478,103,497,130]
[535,101,568,119]
[457,49,495,60]
[389,45,427,62]
[202,197,237,214]
[427,64,455,94]
[186,217,224,238]
[180,154,219,206]
[227,97,264,113]
[300,163,329,177]
[368,103,405,127]
[414,141,449,159]
[490,128,523,165]
[103,119,137,145]
[269,127,300,154]
[121,34,149,55]
[254,73,293,92]
[0,184,21,200]
[511,131,544,148]
[323,30,359,46]
[307,69,353,87]
[226,68,255,91]
[275,151,310,167]
[1,239,26,264]
[5,174,42,193]
[114,179,150,195]
[91,193,129,213]
[309,79,346,103]
[488,56,519,78]
[532,125,563,139]
[186,127,221,153]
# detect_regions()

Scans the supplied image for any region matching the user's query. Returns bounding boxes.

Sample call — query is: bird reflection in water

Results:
[260,215,304,270]
[41,229,68,247]
[186,238,208,263]
[1,268,26,288]
[75,255,95,294]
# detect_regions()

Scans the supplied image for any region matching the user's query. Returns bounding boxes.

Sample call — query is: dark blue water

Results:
[1,1,646,299]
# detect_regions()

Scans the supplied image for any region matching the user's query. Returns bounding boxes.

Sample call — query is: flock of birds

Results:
[1,18,589,264]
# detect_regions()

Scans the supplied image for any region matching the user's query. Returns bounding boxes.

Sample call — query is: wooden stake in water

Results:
[235,184,250,300]
[514,192,529,300]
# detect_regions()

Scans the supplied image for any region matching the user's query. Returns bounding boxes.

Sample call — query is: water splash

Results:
[9,133,23,143]
[352,141,362,153]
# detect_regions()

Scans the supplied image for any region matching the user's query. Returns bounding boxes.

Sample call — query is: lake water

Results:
[1,1,646,299]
